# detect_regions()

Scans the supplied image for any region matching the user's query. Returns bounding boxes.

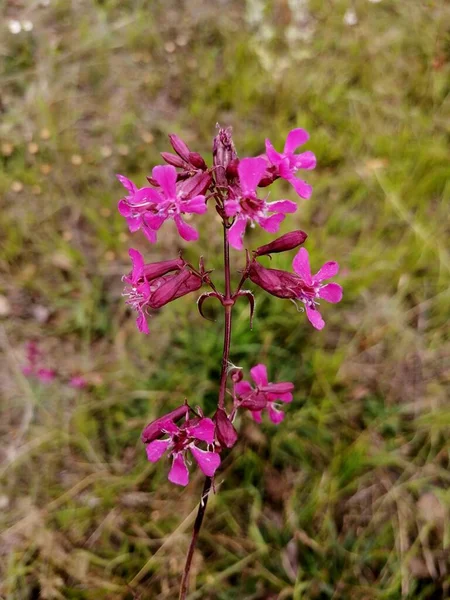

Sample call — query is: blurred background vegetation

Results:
[1,0,449,598]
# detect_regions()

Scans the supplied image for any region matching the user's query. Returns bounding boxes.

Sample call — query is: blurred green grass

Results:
[1,0,449,598]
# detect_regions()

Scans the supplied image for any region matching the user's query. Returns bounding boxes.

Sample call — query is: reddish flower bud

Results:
[225,158,239,180]
[248,261,300,299]
[171,271,203,301]
[214,408,238,449]
[143,257,185,280]
[169,134,191,162]
[141,404,189,443]
[254,230,308,257]
[230,367,243,383]
[178,171,212,198]
[239,393,268,410]
[161,152,187,168]
[188,152,207,170]
[213,127,237,186]
[150,270,201,309]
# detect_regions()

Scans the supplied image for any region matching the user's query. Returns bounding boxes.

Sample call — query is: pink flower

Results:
[69,376,87,389]
[264,128,316,199]
[117,165,209,243]
[36,368,56,384]
[235,364,294,424]
[225,157,297,250]
[122,249,202,334]
[22,342,56,384]
[292,248,343,330]
[116,175,161,243]
[248,249,343,330]
[144,416,221,486]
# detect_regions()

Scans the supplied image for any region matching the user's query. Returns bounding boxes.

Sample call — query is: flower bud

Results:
[214,408,238,449]
[248,261,300,299]
[142,257,185,281]
[178,171,212,198]
[161,152,187,168]
[141,404,189,443]
[230,367,243,383]
[254,230,308,257]
[213,127,237,187]
[188,152,207,170]
[150,270,198,309]
[169,134,191,161]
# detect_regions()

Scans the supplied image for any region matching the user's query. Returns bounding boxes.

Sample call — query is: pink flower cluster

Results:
[115,126,343,487]
[141,364,293,486]
[22,341,87,388]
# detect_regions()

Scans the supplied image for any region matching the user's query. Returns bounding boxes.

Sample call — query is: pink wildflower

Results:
[225,157,297,250]
[248,249,343,330]
[144,416,220,486]
[69,375,87,389]
[117,164,208,243]
[292,248,343,330]
[122,248,202,334]
[36,368,56,384]
[235,364,294,424]
[264,128,316,199]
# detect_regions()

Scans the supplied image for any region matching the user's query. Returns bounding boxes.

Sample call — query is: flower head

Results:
[117,164,210,243]
[264,128,316,199]
[248,248,343,330]
[235,364,294,424]
[225,157,297,250]
[144,415,220,486]
[122,249,202,334]
[292,248,343,330]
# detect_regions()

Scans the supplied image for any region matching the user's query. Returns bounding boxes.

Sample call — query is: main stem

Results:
[179,222,233,599]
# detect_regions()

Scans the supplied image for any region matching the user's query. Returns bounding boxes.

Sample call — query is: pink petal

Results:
[132,186,161,205]
[287,176,312,199]
[116,174,137,194]
[144,213,166,231]
[228,218,247,250]
[126,216,141,233]
[265,140,283,166]
[188,418,215,444]
[267,390,293,403]
[250,364,269,387]
[268,404,285,425]
[136,312,150,334]
[224,199,240,217]
[267,200,297,214]
[251,411,262,423]
[142,222,158,243]
[128,248,144,283]
[293,151,316,170]
[238,157,268,195]
[305,304,325,330]
[152,165,177,199]
[118,199,132,217]
[174,215,199,241]
[314,261,339,282]
[292,248,312,285]
[168,453,189,486]
[235,380,253,397]
[181,195,207,214]
[190,446,221,477]
[258,213,285,234]
[283,128,309,153]
[146,438,171,462]
[319,283,343,303]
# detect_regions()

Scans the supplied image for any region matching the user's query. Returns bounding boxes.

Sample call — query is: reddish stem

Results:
[179,221,233,599]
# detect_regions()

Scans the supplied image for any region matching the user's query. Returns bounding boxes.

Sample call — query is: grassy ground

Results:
[1,0,449,598]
